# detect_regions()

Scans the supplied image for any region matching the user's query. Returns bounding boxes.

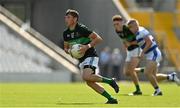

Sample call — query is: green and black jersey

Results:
[63,23,98,62]
[116,25,139,51]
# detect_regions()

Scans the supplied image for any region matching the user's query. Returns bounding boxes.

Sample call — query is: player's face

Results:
[113,20,123,32]
[128,23,139,34]
[65,14,77,27]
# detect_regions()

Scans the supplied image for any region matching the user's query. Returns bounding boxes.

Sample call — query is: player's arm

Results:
[80,32,103,54]
[130,40,138,45]
[124,40,137,47]
[64,41,71,54]
[140,35,152,57]
[139,28,152,58]
[88,32,103,47]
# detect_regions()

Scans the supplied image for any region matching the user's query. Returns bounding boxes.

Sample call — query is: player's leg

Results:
[80,57,119,104]
[86,81,117,104]
[135,67,180,85]
[156,72,180,85]
[135,67,167,82]
[124,58,142,95]
[124,48,142,95]
[81,57,119,93]
[82,67,119,93]
[154,67,180,85]
[155,72,168,82]
[82,68,118,104]
[144,60,162,96]
[135,67,145,73]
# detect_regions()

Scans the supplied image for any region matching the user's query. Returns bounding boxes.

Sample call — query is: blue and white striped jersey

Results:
[135,27,158,54]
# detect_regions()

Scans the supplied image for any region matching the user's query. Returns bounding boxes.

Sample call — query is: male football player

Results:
[63,9,119,104]
[112,15,142,95]
[127,19,180,96]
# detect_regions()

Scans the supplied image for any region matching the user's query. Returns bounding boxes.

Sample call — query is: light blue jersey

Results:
[136,27,157,54]
[135,27,162,65]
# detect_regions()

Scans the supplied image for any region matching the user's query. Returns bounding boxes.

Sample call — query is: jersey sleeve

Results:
[63,31,68,41]
[141,28,150,38]
[79,25,93,37]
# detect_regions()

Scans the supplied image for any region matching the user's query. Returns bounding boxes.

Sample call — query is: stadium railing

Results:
[0,5,80,74]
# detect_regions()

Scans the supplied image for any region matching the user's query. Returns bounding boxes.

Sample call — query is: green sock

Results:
[102,77,113,84]
[101,90,113,100]
[135,85,141,91]
[140,67,145,73]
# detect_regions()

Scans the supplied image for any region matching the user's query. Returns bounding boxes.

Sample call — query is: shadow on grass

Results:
[56,102,102,105]
[119,93,150,96]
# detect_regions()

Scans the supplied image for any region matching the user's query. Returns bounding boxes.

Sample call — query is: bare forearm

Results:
[123,40,137,48]
[142,36,152,54]
[89,37,102,47]
[88,32,103,48]
[64,48,70,54]
[142,41,152,54]
[64,41,70,54]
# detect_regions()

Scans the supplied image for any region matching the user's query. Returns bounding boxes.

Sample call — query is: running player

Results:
[112,15,142,95]
[127,19,180,96]
[63,9,119,104]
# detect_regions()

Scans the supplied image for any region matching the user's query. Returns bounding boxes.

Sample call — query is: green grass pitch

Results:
[0,82,180,107]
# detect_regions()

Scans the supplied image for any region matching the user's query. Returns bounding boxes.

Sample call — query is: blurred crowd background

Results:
[99,47,123,80]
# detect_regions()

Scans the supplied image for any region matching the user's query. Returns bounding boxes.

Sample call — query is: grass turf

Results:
[0,82,180,107]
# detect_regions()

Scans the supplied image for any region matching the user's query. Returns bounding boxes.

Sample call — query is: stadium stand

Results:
[118,0,180,71]
[177,0,180,11]
[0,22,53,73]
[0,5,79,82]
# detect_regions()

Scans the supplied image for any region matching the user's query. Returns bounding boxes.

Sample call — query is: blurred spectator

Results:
[111,48,123,80]
[99,46,111,77]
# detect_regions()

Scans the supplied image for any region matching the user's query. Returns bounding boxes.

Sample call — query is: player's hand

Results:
[79,45,89,55]
[64,48,70,54]
[64,48,73,57]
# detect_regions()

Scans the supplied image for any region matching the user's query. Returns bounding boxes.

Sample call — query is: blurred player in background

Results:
[63,9,119,104]
[112,15,142,95]
[99,46,111,77]
[127,19,180,96]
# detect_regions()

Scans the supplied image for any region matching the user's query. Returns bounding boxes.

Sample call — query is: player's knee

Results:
[82,73,90,81]
[144,71,151,76]
[86,81,93,86]
[82,68,94,81]
[82,75,88,81]
[124,66,134,77]
[124,70,130,76]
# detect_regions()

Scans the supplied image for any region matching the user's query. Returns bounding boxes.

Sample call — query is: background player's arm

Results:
[141,35,152,55]
[123,40,137,48]
[129,41,138,45]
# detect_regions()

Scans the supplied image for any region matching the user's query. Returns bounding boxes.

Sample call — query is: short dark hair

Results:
[112,15,123,21]
[66,9,79,21]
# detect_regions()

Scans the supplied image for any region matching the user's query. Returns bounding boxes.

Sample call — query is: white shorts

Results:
[79,57,99,74]
[145,48,162,66]
[126,47,142,62]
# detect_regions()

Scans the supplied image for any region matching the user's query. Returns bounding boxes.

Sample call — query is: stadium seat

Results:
[0,23,53,73]
[177,0,180,11]
[125,11,180,70]
[129,11,152,28]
